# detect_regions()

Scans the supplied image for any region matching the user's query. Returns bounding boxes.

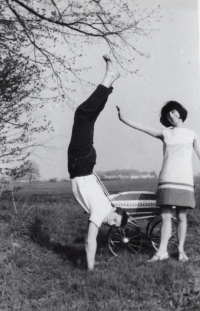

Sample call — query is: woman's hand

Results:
[116,105,163,139]
[116,106,123,121]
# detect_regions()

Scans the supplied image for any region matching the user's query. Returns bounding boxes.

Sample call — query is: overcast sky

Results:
[34,0,200,180]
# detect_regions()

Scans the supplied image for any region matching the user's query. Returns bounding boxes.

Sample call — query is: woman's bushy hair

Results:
[160,101,188,127]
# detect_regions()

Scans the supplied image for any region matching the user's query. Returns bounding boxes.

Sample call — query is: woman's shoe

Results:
[178,252,188,262]
[147,252,169,263]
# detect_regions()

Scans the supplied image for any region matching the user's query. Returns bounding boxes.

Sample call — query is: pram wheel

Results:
[108,221,142,257]
[146,215,161,238]
[150,217,178,252]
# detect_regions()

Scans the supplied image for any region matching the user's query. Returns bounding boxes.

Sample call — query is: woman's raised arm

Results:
[117,106,163,139]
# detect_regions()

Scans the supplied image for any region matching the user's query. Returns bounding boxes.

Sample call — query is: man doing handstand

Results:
[68,55,128,271]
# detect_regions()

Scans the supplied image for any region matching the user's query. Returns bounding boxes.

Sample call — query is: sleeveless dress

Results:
[156,127,195,208]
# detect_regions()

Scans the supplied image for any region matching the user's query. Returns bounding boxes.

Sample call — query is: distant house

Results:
[130,175,139,179]
[103,175,119,180]
[140,172,156,178]
[149,174,156,178]
[119,175,130,179]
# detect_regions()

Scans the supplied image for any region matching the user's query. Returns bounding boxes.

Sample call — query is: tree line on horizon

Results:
[96,169,157,178]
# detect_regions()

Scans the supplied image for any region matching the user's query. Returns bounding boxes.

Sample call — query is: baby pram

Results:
[95,172,177,257]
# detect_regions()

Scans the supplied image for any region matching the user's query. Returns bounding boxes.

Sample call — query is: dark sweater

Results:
[68,84,113,178]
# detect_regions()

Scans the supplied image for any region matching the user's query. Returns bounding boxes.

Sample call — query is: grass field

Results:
[0,178,200,311]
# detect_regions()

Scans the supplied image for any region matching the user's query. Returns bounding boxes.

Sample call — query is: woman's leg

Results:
[148,205,172,261]
[176,207,188,260]
[157,206,173,254]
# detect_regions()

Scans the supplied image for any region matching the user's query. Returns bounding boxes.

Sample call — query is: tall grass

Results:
[0,179,200,311]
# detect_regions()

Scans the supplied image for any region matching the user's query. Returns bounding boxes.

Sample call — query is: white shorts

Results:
[71,174,112,228]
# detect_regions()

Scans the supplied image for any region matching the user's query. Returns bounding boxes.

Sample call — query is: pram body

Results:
[107,191,177,256]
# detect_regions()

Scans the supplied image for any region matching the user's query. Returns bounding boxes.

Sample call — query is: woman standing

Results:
[117,101,200,262]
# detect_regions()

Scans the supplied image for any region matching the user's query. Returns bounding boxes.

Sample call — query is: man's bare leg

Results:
[101,54,120,88]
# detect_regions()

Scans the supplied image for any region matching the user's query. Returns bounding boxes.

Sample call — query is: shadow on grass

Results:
[28,216,87,269]
[140,232,154,256]
[140,232,178,260]
[29,216,177,268]
[50,243,86,269]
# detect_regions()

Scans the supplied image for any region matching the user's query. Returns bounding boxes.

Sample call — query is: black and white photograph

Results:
[0,0,200,310]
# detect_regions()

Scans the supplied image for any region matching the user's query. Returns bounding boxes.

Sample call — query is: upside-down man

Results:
[68,55,128,271]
